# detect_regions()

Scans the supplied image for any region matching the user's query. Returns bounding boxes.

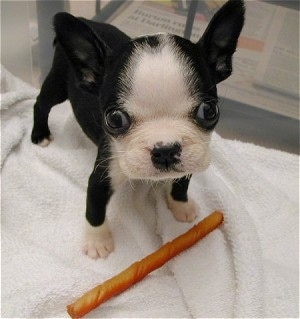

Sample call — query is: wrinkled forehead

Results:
[117,34,200,119]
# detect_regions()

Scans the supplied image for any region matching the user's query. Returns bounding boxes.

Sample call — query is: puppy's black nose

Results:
[151,143,181,170]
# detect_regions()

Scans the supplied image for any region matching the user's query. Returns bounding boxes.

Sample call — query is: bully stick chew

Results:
[67,211,224,318]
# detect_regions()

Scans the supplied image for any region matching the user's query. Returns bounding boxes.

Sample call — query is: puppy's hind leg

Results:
[31,49,67,146]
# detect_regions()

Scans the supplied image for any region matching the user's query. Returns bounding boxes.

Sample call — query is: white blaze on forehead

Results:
[123,37,195,118]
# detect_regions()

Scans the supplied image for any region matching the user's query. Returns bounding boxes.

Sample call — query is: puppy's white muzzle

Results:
[111,118,211,181]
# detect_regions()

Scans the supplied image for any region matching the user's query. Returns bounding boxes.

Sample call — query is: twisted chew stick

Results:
[67,211,223,318]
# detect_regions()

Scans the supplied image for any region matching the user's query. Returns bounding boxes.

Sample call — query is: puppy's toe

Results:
[83,220,114,259]
[37,136,53,147]
[31,126,53,146]
[83,237,114,259]
[167,195,198,223]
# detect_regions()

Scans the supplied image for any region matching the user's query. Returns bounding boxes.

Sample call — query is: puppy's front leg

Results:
[167,175,198,223]
[82,159,114,259]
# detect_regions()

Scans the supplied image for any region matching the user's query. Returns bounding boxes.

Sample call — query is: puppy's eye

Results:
[105,109,131,134]
[195,102,219,130]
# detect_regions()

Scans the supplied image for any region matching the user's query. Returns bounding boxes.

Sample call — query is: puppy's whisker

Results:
[94,154,124,174]
[95,154,123,162]
[128,178,136,191]
[94,167,110,183]
[144,179,155,190]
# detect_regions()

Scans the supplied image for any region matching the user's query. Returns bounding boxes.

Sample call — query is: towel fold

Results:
[1,65,298,318]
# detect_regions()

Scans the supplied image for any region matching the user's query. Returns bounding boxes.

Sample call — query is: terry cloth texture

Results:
[1,65,299,318]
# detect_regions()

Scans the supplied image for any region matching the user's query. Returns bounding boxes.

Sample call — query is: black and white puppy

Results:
[31,0,245,259]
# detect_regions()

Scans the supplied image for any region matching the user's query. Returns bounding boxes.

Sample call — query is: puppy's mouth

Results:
[151,156,182,172]
[154,163,184,173]
[152,166,186,180]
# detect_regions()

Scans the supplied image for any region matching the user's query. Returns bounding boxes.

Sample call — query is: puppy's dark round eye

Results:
[105,109,131,134]
[195,102,219,130]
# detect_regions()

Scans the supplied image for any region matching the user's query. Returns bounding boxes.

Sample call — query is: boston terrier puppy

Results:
[31,0,245,259]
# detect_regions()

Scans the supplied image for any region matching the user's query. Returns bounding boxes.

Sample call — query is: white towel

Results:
[1,65,299,318]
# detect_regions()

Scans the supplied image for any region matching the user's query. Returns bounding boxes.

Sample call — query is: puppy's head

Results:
[54,0,245,181]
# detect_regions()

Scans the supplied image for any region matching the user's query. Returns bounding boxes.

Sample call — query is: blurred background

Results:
[1,0,299,153]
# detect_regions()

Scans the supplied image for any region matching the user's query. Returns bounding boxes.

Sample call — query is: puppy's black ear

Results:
[198,0,245,84]
[53,12,111,94]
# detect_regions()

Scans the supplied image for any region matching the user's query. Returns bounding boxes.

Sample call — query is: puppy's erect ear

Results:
[198,0,245,84]
[53,12,111,94]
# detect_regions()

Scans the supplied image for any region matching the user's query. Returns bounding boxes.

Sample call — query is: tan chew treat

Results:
[67,211,224,318]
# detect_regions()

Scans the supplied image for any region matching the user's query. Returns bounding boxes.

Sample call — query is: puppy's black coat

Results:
[32,0,245,258]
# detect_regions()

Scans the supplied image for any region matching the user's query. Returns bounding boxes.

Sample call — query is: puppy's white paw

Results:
[83,237,114,259]
[38,135,53,147]
[167,195,198,223]
[82,220,114,259]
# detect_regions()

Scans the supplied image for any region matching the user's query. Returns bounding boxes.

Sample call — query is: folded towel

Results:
[1,65,298,318]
